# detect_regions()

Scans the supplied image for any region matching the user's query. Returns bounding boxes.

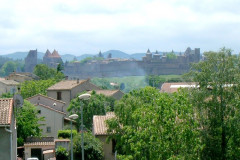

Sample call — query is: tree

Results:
[56,146,69,160]
[145,75,166,88]
[72,132,104,160]
[33,64,64,81]
[20,79,57,99]
[67,91,114,131]
[107,87,200,160]
[186,47,240,159]
[0,61,16,76]
[16,100,44,146]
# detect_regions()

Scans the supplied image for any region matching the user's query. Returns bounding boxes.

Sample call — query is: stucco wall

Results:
[0,82,18,96]
[24,145,55,160]
[96,135,114,160]
[47,90,70,110]
[0,127,11,160]
[36,105,65,138]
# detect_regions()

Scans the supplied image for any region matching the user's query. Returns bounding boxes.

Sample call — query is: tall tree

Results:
[16,100,44,146]
[107,87,200,159]
[186,47,240,159]
[33,64,64,81]
[67,91,115,131]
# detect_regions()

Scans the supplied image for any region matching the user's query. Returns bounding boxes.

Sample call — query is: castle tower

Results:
[98,51,103,58]
[25,49,37,73]
[146,49,152,61]
[43,49,63,68]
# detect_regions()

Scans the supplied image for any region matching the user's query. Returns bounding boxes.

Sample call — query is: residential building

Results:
[93,112,115,160]
[160,82,197,93]
[0,79,19,96]
[47,79,100,108]
[87,90,124,100]
[5,72,39,83]
[0,98,17,160]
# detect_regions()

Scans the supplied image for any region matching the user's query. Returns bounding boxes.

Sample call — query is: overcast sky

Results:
[0,0,239,55]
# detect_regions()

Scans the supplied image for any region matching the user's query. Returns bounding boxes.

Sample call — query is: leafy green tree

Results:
[58,129,77,139]
[166,51,177,59]
[33,64,64,81]
[67,91,114,131]
[0,61,16,76]
[0,92,14,98]
[56,146,69,160]
[20,79,56,99]
[16,100,44,146]
[145,75,166,88]
[186,47,240,160]
[107,87,200,160]
[72,132,103,160]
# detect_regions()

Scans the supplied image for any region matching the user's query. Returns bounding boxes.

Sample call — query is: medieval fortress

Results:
[25,47,200,78]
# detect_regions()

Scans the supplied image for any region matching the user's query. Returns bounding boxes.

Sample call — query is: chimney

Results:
[65,76,68,80]
[77,78,79,83]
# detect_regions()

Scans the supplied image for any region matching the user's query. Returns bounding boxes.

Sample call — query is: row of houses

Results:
[0,73,124,160]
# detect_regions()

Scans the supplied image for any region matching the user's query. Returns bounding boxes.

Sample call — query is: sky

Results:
[0,0,240,56]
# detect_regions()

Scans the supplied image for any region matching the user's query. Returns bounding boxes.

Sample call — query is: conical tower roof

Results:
[147,49,151,54]
[44,49,52,57]
[52,49,60,58]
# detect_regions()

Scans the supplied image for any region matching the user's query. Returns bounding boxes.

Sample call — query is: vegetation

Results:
[20,79,57,99]
[33,64,64,81]
[80,57,104,64]
[166,51,177,59]
[72,132,104,160]
[16,100,44,146]
[56,146,69,160]
[0,92,14,98]
[0,60,24,76]
[186,47,240,159]
[67,91,114,131]
[58,129,77,139]
[107,87,200,159]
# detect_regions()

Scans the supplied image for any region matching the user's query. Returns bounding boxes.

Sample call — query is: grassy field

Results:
[91,75,183,93]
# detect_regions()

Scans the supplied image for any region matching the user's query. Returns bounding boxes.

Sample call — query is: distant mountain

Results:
[103,50,130,59]
[1,52,45,60]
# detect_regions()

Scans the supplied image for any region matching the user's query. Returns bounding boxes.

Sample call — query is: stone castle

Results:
[25,47,200,78]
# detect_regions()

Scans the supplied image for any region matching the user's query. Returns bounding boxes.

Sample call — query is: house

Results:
[0,98,17,160]
[24,137,55,160]
[93,112,116,160]
[24,137,70,160]
[87,90,124,100]
[47,79,100,107]
[26,94,69,138]
[160,82,197,93]
[0,79,19,96]
[5,72,39,83]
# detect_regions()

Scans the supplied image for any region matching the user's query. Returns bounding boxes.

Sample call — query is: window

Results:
[47,126,51,133]
[57,92,62,100]
[37,110,41,114]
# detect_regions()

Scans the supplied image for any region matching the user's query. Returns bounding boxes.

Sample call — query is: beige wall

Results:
[47,90,71,110]
[0,82,18,96]
[36,105,65,138]
[24,145,55,160]
[96,135,114,160]
[28,95,66,113]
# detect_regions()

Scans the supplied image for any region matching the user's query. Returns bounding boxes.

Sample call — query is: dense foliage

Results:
[107,87,200,159]
[56,146,69,160]
[20,79,56,99]
[72,132,104,160]
[58,129,77,139]
[16,100,44,146]
[68,91,114,131]
[33,64,64,81]
[186,47,240,159]
[0,60,24,76]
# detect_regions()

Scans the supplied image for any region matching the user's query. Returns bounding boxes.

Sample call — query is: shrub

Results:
[56,146,69,160]
[58,130,77,139]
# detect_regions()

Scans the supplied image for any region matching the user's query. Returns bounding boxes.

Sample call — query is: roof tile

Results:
[0,98,13,125]
[93,112,115,135]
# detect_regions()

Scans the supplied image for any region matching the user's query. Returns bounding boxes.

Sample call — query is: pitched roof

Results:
[93,112,115,136]
[52,49,61,58]
[36,103,66,115]
[44,49,52,57]
[0,98,13,125]
[47,80,87,90]
[0,80,19,85]
[26,94,65,104]
[160,82,197,93]
[87,90,122,97]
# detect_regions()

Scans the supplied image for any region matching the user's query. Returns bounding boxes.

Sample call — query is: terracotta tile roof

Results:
[93,112,115,136]
[47,80,87,90]
[0,98,13,125]
[87,90,120,97]
[52,50,61,58]
[26,94,65,104]
[24,142,55,146]
[0,80,19,85]
[36,103,66,115]
[160,82,197,93]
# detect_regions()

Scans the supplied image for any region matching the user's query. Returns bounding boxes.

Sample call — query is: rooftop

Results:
[87,90,122,97]
[0,80,19,85]
[160,82,197,93]
[93,112,115,136]
[47,80,87,90]
[0,98,13,125]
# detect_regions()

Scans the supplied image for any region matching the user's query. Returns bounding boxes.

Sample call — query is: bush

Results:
[56,146,69,160]
[58,130,77,139]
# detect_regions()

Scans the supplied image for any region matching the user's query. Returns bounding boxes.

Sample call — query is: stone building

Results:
[43,49,63,68]
[24,49,37,73]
